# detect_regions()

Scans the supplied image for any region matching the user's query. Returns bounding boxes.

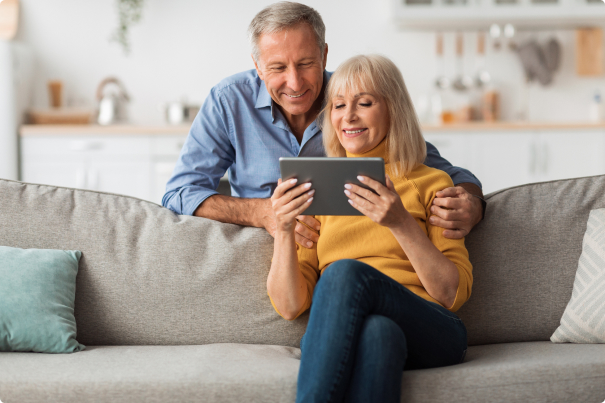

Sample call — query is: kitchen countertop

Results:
[19,121,605,136]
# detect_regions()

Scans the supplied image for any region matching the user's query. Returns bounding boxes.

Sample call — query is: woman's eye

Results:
[334,104,345,109]
[359,103,372,107]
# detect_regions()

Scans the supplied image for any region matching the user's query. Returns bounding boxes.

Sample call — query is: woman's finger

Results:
[357,175,388,196]
[273,178,298,199]
[348,196,373,218]
[345,187,376,211]
[345,183,381,205]
[274,181,312,205]
[281,189,314,216]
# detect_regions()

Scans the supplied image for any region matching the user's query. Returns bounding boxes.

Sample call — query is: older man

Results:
[162,2,485,248]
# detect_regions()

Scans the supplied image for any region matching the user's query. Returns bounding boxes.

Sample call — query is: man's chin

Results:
[279,102,315,118]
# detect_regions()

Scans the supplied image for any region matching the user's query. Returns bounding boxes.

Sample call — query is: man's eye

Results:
[272,67,286,71]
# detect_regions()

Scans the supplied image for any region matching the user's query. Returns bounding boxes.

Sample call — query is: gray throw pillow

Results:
[551,209,605,343]
[0,245,85,353]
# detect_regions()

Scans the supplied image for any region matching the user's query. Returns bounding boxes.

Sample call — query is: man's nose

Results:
[286,68,304,92]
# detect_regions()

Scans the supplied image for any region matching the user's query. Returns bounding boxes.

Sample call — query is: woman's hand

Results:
[345,175,410,229]
[271,178,315,233]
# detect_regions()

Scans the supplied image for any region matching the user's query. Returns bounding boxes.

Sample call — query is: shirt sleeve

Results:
[419,171,474,312]
[161,88,235,215]
[424,140,483,190]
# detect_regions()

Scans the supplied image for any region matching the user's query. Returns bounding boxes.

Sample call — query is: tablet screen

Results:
[279,157,385,216]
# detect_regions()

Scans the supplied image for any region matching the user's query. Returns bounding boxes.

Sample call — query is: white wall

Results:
[14,0,605,124]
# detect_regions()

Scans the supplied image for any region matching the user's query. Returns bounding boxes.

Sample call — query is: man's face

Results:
[253,23,328,119]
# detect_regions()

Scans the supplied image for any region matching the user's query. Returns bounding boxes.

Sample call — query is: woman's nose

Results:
[344,108,357,122]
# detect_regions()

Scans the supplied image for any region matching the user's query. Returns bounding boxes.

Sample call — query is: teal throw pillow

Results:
[0,245,85,353]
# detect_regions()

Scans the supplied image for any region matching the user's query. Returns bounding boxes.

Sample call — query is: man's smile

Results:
[284,90,309,99]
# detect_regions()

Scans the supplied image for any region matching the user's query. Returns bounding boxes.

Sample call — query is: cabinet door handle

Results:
[75,168,86,189]
[529,142,537,175]
[542,143,549,175]
[70,140,104,152]
[87,169,99,190]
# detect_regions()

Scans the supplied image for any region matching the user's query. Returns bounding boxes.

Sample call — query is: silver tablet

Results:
[279,157,385,216]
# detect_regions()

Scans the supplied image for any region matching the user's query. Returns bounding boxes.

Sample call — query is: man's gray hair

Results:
[248,2,326,63]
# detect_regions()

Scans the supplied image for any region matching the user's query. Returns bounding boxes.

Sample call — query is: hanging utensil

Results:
[452,33,473,91]
[490,24,502,51]
[434,33,450,90]
[504,23,517,51]
[475,31,491,89]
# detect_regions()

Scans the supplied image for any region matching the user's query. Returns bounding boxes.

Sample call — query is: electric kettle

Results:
[96,77,130,125]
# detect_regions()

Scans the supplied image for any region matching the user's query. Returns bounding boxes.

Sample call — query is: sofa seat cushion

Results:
[402,341,605,403]
[1,341,604,403]
[0,344,300,403]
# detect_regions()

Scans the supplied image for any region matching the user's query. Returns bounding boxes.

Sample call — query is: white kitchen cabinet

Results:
[393,0,605,30]
[536,131,605,182]
[424,128,605,195]
[21,135,155,202]
[469,131,537,194]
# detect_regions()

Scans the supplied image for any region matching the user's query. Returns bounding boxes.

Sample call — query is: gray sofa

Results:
[1,175,604,403]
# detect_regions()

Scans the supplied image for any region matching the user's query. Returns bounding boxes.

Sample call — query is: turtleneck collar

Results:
[345,137,388,162]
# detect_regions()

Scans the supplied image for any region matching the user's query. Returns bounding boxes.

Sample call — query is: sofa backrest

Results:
[1,176,604,347]
[0,179,306,348]
[459,174,605,345]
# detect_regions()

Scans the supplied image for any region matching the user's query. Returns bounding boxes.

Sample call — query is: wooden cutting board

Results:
[28,108,94,125]
[0,0,19,40]
[576,28,604,76]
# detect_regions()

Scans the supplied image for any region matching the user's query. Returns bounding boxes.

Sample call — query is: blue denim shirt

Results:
[162,69,481,216]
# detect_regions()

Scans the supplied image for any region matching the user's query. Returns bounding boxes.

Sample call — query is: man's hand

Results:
[429,184,484,239]
[295,215,320,249]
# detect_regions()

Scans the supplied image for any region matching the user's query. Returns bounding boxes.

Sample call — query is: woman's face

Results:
[331,89,389,155]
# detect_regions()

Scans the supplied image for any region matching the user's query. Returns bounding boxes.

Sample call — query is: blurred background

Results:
[1,0,605,203]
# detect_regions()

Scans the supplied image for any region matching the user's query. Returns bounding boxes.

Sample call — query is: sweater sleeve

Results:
[418,170,474,312]
[269,234,321,321]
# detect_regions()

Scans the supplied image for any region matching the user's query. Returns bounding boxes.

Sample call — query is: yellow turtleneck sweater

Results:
[271,139,473,320]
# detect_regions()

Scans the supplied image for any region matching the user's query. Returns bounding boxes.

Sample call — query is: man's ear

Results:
[322,43,329,70]
[252,54,264,80]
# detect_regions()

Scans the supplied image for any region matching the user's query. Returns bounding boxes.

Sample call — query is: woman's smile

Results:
[342,128,368,138]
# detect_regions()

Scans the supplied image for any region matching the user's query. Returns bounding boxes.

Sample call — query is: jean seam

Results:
[325,271,369,403]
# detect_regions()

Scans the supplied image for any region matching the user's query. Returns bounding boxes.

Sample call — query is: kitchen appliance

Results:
[96,77,130,125]
[160,100,201,125]
[0,41,34,181]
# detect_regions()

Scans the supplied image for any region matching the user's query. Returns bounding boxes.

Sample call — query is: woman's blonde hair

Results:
[321,54,426,177]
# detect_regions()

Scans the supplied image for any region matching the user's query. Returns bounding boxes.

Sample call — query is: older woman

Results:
[268,54,473,403]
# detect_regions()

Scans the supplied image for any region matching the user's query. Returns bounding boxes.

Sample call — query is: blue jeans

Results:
[296,259,468,403]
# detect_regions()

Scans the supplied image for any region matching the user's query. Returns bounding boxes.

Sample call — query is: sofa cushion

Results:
[460,175,605,345]
[551,208,605,343]
[401,341,605,403]
[0,245,85,353]
[0,342,603,403]
[0,344,300,403]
